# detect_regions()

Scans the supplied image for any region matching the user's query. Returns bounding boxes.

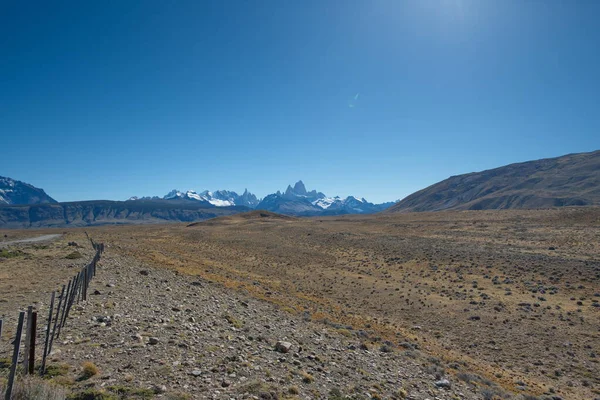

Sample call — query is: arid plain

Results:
[1,207,599,399]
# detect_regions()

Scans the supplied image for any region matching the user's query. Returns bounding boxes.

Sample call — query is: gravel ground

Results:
[42,251,487,399]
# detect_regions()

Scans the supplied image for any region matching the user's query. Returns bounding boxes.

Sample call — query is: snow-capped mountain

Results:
[255,180,394,216]
[0,176,57,205]
[128,180,393,215]
[151,188,259,208]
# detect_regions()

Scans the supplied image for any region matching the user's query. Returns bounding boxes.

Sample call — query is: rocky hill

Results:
[0,176,57,205]
[388,150,600,213]
[0,199,249,228]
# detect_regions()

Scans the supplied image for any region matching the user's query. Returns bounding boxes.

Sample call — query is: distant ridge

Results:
[0,199,248,228]
[387,150,600,213]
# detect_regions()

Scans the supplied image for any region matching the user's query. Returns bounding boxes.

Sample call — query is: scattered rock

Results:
[275,341,293,353]
[435,379,451,388]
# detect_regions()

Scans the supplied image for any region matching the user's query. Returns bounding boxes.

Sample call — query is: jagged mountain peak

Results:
[293,180,307,195]
[129,181,393,215]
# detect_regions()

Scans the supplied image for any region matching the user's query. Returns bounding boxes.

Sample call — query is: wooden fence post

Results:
[64,273,80,325]
[76,270,83,304]
[41,291,56,375]
[83,267,88,301]
[5,311,25,400]
[64,272,80,322]
[49,285,65,353]
[56,280,71,338]
[28,312,37,375]
[23,306,33,374]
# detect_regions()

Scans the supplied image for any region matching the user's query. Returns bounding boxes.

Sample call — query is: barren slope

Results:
[388,150,600,212]
[87,208,600,399]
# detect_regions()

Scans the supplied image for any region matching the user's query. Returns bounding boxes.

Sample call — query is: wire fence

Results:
[0,234,105,400]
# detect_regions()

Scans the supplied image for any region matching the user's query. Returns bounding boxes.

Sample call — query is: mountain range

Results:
[0,199,248,229]
[0,176,57,205]
[134,188,260,208]
[129,180,394,216]
[2,149,599,227]
[387,150,600,212]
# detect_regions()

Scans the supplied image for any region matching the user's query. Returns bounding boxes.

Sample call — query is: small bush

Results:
[67,389,117,400]
[0,358,11,370]
[65,251,83,259]
[106,386,154,398]
[328,388,345,399]
[80,362,99,380]
[0,249,26,258]
[223,313,243,328]
[300,371,314,384]
[44,363,71,378]
[166,393,192,400]
[288,385,300,395]
[393,388,408,399]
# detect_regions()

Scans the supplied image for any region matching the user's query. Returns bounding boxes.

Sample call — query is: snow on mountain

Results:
[312,196,339,209]
[0,176,57,205]
[129,180,393,215]
[127,188,259,207]
[257,181,394,215]
[164,189,185,200]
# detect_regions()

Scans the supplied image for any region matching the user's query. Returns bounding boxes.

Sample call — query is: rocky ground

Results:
[39,251,487,399]
[2,209,599,399]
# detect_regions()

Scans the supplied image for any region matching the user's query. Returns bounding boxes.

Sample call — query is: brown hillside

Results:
[388,150,600,213]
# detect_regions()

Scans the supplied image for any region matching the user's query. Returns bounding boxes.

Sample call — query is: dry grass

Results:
[0,376,66,400]
[2,208,600,399]
[87,207,600,399]
[79,362,99,380]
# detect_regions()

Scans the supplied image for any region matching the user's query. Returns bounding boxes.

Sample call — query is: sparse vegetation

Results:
[0,248,26,258]
[79,361,99,380]
[0,376,66,400]
[223,313,244,328]
[43,363,71,379]
[300,370,314,384]
[65,251,83,259]
[2,208,600,399]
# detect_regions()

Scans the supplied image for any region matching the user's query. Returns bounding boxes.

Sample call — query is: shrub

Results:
[80,362,99,380]
[300,371,314,384]
[288,385,300,395]
[67,389,117,400]
[44,363,70,378]
[65,251,83,259]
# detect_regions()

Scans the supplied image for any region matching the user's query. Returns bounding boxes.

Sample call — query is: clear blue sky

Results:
[1,1,599,203]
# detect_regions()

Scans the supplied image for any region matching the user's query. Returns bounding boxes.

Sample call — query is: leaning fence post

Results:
[49,285,65,352]
[41,291,56,375]
[57,279,72,336]
[23,306,33,374]
[83,267,88,301]
[28,312,37,375]
[77,270,83,304]
[64,273,80,325]
[6,311,25,400]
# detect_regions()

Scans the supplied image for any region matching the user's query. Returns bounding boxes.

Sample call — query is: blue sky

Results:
[1,1,599,203]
